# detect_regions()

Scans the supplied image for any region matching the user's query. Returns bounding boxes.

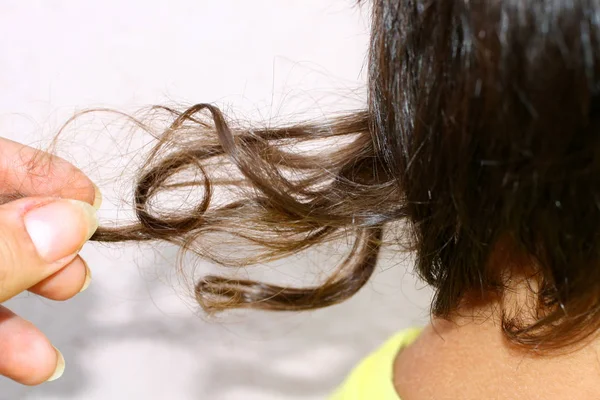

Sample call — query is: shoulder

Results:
[330,327,423,400]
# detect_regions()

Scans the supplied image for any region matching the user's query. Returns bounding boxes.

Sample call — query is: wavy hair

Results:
[91,0,600,351]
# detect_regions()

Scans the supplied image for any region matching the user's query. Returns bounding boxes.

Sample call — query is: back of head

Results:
[369,0,600,349]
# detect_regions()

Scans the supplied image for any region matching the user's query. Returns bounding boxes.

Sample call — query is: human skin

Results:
[0,137,100,385]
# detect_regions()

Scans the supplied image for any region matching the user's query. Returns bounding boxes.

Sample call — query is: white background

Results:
[0,1,431,399]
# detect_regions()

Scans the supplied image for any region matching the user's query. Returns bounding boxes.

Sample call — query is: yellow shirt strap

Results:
[329,327,424,400]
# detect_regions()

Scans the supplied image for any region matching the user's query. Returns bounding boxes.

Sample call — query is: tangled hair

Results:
[91,0,600,351]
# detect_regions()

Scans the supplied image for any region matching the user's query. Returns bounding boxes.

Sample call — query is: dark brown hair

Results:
[91,0,600,351]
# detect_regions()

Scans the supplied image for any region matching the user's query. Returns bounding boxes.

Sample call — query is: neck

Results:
[394,293,600,399]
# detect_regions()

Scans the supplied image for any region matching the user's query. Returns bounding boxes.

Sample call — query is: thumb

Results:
[0,197,98,302]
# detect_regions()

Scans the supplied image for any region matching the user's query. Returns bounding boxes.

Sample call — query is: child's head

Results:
[369,0,600,349]
[94,0,600,351]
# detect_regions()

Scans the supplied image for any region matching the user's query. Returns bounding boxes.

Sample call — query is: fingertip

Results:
[29,256,89,301]
[92,183,103,210]
[24,199,98,263]
[7,140,98,205]
[79,261,92,293]
[46,347,65,382]
[0,306,59,385]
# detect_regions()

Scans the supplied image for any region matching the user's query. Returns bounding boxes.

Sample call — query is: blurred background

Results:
[0,1,432,399]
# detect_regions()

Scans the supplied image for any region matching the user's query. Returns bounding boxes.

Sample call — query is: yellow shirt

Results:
[329,327,423,400]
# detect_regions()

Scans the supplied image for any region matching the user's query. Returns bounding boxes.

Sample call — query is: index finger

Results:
[0,138,100,207]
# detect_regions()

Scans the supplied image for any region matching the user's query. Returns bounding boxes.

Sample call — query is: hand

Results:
[0,138,100,385]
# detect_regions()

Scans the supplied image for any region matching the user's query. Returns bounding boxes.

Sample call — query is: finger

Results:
[28,255,91,301]
[0,196,98,302]
[0,305,64,385]
[0,138,101,208]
